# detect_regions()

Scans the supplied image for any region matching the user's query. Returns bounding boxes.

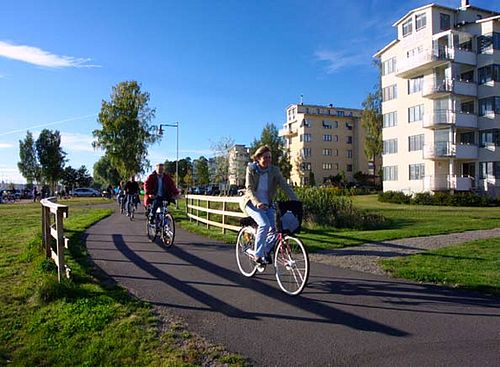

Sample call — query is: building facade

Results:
[228,144,250,186]
[375,0,500,195]
[279,103,377,186]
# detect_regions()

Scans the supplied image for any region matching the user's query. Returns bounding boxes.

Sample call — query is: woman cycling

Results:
[240,145,298,264]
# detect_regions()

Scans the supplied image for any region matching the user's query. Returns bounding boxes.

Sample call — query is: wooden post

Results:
[55,208,65,282]
[222,201,226,234]
[206,198,210,229]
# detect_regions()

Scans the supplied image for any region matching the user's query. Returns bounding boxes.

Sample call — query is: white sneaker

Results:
[245,249,258,258]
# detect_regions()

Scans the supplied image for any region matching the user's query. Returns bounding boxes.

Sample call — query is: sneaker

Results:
[245,249,258,258]
[264,253,273,264]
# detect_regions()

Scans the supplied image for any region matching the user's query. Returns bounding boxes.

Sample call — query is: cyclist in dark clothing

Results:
[144,163,179,223]
[124,175,140,216]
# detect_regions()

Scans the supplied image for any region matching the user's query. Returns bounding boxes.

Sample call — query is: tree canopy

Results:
[93,154,121,187]
[92,81,159,178]
[18,131,40,184]
[35,129,66,191]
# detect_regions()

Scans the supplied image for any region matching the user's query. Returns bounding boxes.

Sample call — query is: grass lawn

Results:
[381,237,500,295]
[0,198,246,366]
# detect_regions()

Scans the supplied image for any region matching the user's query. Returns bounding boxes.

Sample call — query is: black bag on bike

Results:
[276,200,303,235]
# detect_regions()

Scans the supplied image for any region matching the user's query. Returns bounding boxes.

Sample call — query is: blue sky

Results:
[1,0,498,184]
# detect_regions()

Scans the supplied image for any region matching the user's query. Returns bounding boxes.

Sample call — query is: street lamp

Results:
[158,122,179,208]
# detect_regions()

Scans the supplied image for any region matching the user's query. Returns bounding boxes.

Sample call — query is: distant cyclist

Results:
[144,163,180,223]
[117,180,126,214]
[124,175,140,216]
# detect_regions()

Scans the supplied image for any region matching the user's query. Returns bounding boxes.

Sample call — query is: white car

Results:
[72,188,101,197]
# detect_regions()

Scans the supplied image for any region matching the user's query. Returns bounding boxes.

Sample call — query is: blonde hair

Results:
[251,145,271,161]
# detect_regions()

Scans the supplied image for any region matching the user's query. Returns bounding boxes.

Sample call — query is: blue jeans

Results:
[149,196,168,220]
[245,202,277,257]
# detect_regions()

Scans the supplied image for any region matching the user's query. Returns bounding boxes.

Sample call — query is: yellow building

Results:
[375,0,500,195]
[279,103,377,186]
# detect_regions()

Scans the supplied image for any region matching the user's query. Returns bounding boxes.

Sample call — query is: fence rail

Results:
[41,197,70,282]
[185,194,246,233]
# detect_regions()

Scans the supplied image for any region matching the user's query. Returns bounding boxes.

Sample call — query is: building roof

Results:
[392,3,455,27]
[288,103,362,112]
[476,14,500,23]
[373,39,399,58]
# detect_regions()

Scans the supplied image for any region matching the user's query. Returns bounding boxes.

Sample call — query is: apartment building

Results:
[228,144,250,186]
[375,0,500,195]
[279,103,376,186]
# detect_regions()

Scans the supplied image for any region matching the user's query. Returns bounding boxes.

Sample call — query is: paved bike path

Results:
[85,208,500,366]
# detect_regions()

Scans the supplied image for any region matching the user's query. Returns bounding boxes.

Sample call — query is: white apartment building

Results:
[279,103,377,186]
[375,0,500,196]
[228,144,250,186]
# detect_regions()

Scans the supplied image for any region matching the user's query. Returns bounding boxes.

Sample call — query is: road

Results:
[85,207,500,366]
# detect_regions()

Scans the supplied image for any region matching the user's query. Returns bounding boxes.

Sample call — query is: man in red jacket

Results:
[144,163,180,222]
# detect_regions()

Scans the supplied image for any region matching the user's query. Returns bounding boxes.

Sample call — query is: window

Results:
[461,101,475,114]
[408,134,424,151]
[383,166,398,181]
[333,135,339,142]
[383,111,397,128]
[408,104,424,122]
[478,64,500,85]
[347,150,353,158]
[383,85,397,101]
[440,13,451,31]
[333,149,338,156]
[300,119,311,127]
[382,57,397,76]
[323,163,333,170]
[479,161,500,179]
[301,148,312,157]
[346,164,353,172]
[415,13,426,31]
[301,162,311,171]
[323,134,332,142]
[402,18,413,36]
[408,76,423,94]
[300,133,312,142]
[407,45,423,58]
[479,97,500,116]
[460,70,474,82]
[409,164,425,180]
[322,148,332,156]
[346,136,352,144]
[346,122,353,130]
[383,139,398,154]
[337,111,345,117]
[480,130,500,147]
[322,120,332,129]
[460,132,475,145]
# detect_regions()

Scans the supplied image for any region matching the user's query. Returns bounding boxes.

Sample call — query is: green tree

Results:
[93,154,121,187]
[92,81,159,178]
[210,137,234,192]
[35,129,66,193]
[193,156,209,185]
[249,123,291,179]
[61,166,78,189]
[361,62,383,180]
[76,165,93,187]
[18,131,41,184]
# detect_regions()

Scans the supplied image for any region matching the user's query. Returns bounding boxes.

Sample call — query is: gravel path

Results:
[310,228,500,275]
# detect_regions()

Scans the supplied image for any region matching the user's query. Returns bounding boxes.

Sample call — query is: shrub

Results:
[378,190,497,207]
[378,191,411,204]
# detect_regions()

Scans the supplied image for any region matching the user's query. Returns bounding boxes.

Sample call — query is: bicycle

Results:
[126,193,139,220]
[235,201,309,296]
[145,199,176,247]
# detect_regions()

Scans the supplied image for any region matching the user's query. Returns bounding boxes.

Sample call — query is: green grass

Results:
[380,238,500,295]
[0,198,247,366]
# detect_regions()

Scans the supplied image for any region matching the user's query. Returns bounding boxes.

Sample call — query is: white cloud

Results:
[0,40,100,68]
[0,143,14,149]
[314,50,368,74]
[61,132,98,153]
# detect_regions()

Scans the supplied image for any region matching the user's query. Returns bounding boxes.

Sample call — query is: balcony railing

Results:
[278,127,298,137]
[422,78,477,98]
[423,142,478,159]
[423,110,477,129]
[397,45,476,78]
[424,175,474,191]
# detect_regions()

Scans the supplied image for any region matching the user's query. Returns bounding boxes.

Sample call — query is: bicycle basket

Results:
[276,200,303,235]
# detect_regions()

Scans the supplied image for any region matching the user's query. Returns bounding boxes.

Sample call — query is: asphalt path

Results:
[85,207,500,366]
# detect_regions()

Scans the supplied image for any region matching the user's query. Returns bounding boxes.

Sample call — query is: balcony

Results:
[397,46,476,79]
[456,144,478,159]
[423,142,478,160]
[424,175,473,191]
[422,78,477,98]
[423,110,477,129]
[279,127,298,137]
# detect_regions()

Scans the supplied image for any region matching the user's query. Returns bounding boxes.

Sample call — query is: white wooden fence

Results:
[185,194,246,233]
[41,197,70,282]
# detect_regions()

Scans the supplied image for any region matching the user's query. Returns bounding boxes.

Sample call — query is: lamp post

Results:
[158,122,179,208]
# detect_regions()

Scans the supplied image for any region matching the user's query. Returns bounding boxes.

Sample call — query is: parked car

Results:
[72,188,101,197]
[205,184,220,196]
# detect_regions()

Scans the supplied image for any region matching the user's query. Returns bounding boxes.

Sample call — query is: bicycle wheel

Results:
[235,226,258,277]
[161,213,175,247]
[146,214,157,242]
[274,235,309,296]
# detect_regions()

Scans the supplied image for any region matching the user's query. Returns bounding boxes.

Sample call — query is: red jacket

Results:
[143,171,179,206]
